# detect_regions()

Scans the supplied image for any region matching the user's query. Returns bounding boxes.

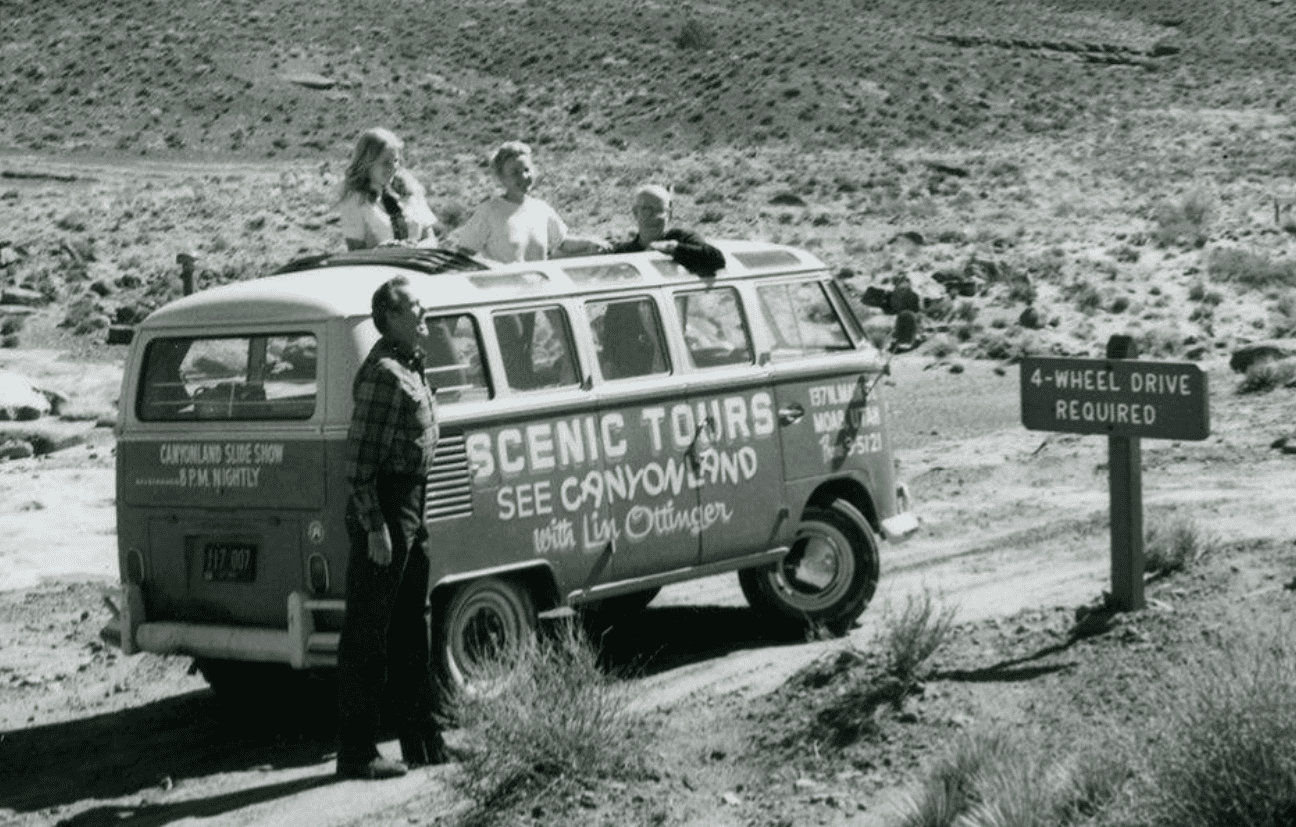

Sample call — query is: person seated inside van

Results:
[336,128,441,250]
[449,141,608,264]
[610,184,725,276]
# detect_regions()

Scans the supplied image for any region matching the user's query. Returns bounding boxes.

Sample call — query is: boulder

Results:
[1229,339,1296,373]
[1,287,45,306]
[0,439,34,460]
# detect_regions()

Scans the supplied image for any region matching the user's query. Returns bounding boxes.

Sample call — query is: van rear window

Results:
[137,334,318,421]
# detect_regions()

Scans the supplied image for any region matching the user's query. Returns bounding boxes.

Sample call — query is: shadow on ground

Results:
[577,604,808,678]
[0,682,340,816]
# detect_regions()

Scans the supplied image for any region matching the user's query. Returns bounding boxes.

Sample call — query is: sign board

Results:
[1020,357,1209,441]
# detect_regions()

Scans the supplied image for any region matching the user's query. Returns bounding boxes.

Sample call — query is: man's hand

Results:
[648,240,679,255]
[367,525,394,566]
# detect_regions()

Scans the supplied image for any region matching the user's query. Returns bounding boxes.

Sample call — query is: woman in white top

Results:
[336,128,439,250]
[450,141,607,263]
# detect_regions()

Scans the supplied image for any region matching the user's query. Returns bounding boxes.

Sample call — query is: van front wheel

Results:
[435,576,536,689]
[738,506,879,636]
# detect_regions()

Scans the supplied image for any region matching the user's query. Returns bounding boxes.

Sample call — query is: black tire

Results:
[578,586,661,632]
[434,576,536,689]
[739,506,879,635]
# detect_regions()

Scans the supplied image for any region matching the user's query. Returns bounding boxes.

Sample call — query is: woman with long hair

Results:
[336,128,439,250]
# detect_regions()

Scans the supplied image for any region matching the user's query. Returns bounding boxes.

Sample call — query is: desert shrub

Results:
[1063,279,1102,313]
[1137,627,1296,827]
[1238,356,1296,393]
[1205,246,1296,289]
[924,333,957,358]
[1144,514,1212,576]
[953,299,979,323]
[880,588,957,686]
[894,730,1130,827]
[1022,251,1065,284]
[1004,276,1036,305]
[1153,187,1217,248]
[448,621,652,822]
[1109,294,1130,313]
[1270,291,1296,337]
[674,18,715,50]
[1134,324,1181,358]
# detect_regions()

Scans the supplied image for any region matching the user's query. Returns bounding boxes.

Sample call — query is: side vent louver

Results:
[425,432,473,521]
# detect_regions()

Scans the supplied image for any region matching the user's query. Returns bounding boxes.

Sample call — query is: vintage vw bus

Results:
[114,242,917,691]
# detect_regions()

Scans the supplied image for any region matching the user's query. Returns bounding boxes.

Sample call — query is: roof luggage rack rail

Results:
[271,246,490,277]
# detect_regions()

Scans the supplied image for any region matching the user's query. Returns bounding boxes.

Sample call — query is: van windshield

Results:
[137,334,318,421]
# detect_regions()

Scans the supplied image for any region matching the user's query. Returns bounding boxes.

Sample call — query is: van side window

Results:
[756,280,853,361]
[137,333,317,421]
[492,306,579,391]
[422,314,490,403]
[674,288,753,368]
[588,297,669,380]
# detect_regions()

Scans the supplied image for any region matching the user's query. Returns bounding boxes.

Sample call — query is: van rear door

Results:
[118,331,325,627]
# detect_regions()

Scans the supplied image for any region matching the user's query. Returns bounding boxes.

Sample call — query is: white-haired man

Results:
[610,185,725,276]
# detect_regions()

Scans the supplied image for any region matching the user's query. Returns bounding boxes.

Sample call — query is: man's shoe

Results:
[400,724,450,768]
[336,756,409,780]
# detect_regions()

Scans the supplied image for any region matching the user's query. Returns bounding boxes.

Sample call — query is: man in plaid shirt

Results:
[336,275,447,780]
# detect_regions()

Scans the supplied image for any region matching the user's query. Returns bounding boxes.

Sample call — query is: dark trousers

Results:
[336,475,435,764]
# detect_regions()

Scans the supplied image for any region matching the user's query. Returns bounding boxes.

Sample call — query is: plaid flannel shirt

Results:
[346,337,438,533]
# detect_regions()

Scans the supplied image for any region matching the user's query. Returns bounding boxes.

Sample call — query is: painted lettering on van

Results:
[465,392,774,482]
[808,382,863,408]
[137,441,285,490]
[532,517,577,556]
[539,501,733,556]
[811,405,881,434]
[624,499,733,541]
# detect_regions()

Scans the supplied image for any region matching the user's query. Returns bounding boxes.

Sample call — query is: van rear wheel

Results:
[738,506,879,636]
[435,576,536,689]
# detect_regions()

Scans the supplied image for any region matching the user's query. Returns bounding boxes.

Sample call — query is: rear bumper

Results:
[119,584,342,669]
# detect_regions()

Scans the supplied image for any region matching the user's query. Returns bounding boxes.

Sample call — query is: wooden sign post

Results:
[1019,336,1210,611]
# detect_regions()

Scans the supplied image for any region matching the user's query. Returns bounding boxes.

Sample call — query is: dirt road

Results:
[2,357,1292,827]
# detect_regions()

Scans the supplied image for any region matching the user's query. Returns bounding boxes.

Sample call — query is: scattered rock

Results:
[282,73,336,90]
[1,287,45,307]
[0,438,35,459]
[721,792,742,805]
[769,192,807,207]
[55,211,90,232]
[1230,339,1296,373]
[1019,306,1042,329]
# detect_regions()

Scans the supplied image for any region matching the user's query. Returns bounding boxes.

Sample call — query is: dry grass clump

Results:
[674,18,715,50]
[1153,187,1217,248]
[1143,514,1212,577]
[1238,355,1296,393]
[880,587,958,687]
[1136,626,1296,827]
[1205,246,1296,289]
[447,621,652,823]
[893,730,1128,827]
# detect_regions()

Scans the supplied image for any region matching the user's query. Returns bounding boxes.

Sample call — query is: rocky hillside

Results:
[3,0,1294,160]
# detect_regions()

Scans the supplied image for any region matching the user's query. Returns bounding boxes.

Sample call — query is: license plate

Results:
[202,541,257,582]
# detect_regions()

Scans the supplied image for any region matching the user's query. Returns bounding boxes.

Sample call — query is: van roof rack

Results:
[271,246,489,277]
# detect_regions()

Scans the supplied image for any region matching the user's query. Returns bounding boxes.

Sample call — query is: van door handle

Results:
[778,403,804,426]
